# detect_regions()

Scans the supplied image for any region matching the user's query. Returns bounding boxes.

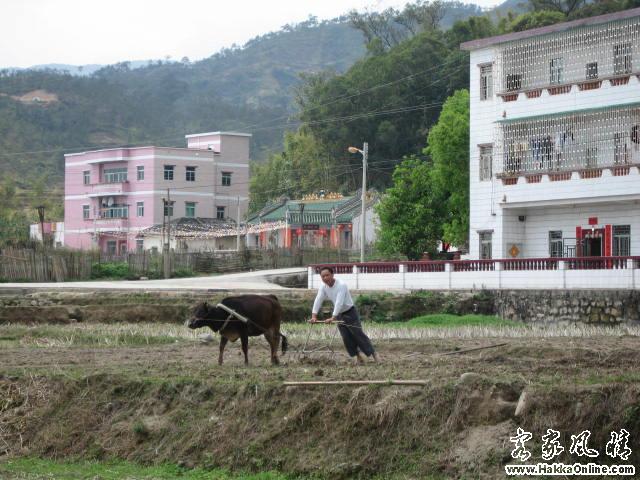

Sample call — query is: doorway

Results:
[581,228,603,256]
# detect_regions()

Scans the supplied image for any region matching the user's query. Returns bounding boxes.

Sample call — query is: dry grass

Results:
[2,321,639,349]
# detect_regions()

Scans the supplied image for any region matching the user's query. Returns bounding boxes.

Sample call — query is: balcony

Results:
[98,206,129,219]
[495,16,640,99]
[496,104,640,179]
[87,180,130,197]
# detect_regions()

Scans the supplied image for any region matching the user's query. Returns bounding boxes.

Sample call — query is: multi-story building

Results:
[64,131,250,253]
[461,7,640,260]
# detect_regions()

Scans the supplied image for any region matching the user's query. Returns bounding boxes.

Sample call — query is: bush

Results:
[172,268,195,278]
[90,262,130,279]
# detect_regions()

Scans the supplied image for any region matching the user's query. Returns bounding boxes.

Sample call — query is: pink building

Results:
[64,132,250,253]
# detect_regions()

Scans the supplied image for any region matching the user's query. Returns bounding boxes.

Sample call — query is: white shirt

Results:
[312,278,354,317]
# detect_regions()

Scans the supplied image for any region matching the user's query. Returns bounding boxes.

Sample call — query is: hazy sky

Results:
[1,0,503,68]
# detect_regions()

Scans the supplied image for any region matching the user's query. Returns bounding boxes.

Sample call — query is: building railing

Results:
[310,256,640,273]
[99,206,129,219]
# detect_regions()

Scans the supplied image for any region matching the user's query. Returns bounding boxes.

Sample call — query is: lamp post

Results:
[348,142,368,263]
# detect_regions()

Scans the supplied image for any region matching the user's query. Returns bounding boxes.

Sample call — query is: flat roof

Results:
[64,145,214,158]
[460,6,640,51]
[184,131,252,138]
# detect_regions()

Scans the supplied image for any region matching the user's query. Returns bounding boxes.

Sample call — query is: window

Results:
[221,171,232,186]
[164,165,174,181]
[585,146,598,168]
[186,166,196,182]
[613,43,632,75]
[549,231,563,258]
[586,62,598,80]
[82,205,90,220]
[216,206,225,220]
[83,171,91,185]
[479,231,492,259]
[163,200,174,217]
[614,132,629,164]
[136,201,144,217]
[479,145,493,181]
[137,166,144,181]
[549,58,563,84]
[103,167,127,183]
[505,73,522,92]
[185,202,196,218]
[106,240,117,255]
[479,64,493,100]
[613,225,630,256]
[136,239,144,252]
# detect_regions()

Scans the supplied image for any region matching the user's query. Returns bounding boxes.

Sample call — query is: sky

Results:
[1,0,503,68]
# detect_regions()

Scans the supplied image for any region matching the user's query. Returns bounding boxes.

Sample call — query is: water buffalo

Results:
[186,294,288,365]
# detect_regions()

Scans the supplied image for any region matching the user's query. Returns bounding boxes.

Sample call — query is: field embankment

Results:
[1,316,640,478]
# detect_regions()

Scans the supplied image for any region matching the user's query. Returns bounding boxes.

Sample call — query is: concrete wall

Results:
[308,263,640,291]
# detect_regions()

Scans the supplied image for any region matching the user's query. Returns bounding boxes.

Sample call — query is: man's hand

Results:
[309,314,318,324]
[326,316,336,324]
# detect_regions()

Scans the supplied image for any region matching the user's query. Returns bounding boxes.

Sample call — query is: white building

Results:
[461,8,640,260]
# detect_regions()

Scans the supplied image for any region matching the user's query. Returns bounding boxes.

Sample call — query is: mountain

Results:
[0,1,493,208]
[0,18,366,194]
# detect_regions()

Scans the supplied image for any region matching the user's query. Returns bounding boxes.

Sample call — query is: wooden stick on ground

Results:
[437,343,508,356]
[283,380,428,386]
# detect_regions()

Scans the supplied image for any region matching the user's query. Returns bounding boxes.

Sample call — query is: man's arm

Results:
[311,287,325,322]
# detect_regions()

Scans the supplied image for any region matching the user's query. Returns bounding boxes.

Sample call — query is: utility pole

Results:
[236,196,241,252]
[348,142,368,263]
[163,188,171,279]
[36,205,49,280]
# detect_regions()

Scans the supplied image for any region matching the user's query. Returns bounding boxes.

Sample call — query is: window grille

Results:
[479,145,493,181]
[103,168,127,183]
[613,225,631,256]
[479,231,492,259]
[549,58,563,84]
[480,64,493,100]
[549,231,563,257]
[496,104,640,175]
[495,17,640,93]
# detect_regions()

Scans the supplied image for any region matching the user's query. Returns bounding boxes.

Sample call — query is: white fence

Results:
[308,257,640,290]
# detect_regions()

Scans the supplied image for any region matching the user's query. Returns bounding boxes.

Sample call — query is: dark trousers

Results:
[337,306,375,357]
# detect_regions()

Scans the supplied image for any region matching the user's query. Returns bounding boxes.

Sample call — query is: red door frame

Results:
[576,225,611,257]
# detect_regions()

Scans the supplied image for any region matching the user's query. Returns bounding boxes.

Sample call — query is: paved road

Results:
[0,267,307,291]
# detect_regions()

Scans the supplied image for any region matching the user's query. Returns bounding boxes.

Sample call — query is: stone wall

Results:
[494,290,640,325]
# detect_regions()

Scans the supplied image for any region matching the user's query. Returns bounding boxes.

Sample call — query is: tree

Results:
[248,130,338,212]
[501,10,566,32]
[426,89,469,249]
[375,157,445,260]
[529,0,586,15]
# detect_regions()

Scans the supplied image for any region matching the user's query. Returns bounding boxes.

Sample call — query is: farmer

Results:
[310,266,379,363]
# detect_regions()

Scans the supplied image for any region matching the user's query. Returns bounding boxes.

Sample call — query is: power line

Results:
[0,56,465,158]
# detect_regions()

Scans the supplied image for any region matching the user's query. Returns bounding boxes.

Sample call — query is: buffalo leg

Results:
[240,333,249,365]
[218,336,228,365]
[265,330,280,366]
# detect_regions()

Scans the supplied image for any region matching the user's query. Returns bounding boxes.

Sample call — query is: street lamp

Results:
[348,142,368,263]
